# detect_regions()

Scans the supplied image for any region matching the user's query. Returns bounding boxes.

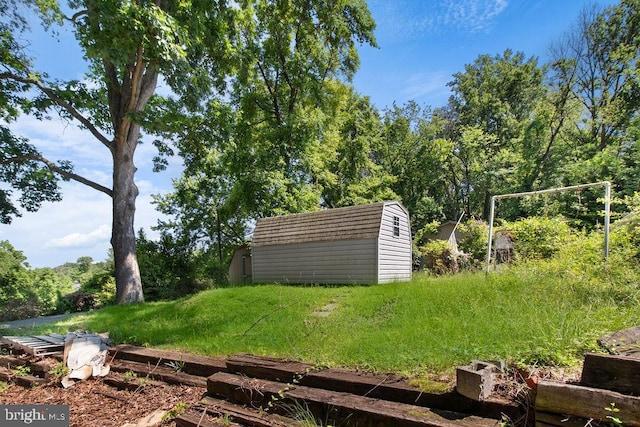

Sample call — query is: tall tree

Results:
[540,0,640,225]
[150,0,378,258]
[447,49,546,219]
[318,84,397,208]
[378,102,453,232]
[551,1,640,152]
[227,0,377,217]
[1,1,234,303]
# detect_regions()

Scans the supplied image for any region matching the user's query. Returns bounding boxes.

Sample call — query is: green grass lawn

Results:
[29,267,639,376]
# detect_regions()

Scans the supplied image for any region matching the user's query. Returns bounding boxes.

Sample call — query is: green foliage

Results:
[136,230,224,301]
[149,2,379,263]
[11,365,30,377]
[318,85,398,208]
[162,402,188,421]
[611,193,640,259]
[59,265,116,313]
[82,272,116,308]
[448,49,547,219]
[419,240,460,275]
[498,216,575,260]
[54,256,112,286]
[123,370,137,383]
[457,220,489,262]
[378,102,450,233]
[47,362,69,380]
[164,359,185,374]
[605,402,624,427]
[0,241,73,320]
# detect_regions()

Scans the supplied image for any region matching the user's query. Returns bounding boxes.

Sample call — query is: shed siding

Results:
[228,245,252,284]
[252,238,377,284]
[378,203,412,283]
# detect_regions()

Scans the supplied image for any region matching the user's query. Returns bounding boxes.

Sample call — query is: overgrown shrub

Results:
[58,291,98,312]
[420,240,459,275]
[0,241,73,320]
[58,271,116,313]
[458,220,489,262]
[498,216,575,260]
[136,231,227,301]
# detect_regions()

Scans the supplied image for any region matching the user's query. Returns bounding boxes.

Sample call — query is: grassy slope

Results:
[44,269,639,375]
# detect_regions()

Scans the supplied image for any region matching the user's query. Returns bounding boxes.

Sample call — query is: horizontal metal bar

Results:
[493,181,610,200]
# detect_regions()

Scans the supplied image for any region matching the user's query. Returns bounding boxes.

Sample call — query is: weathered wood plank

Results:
[581,352,640,394]
[208,372,498,427]
[226,354,519,420]
[109,359,207,388]
[226,353,314,382]
[0,367,49,387]
[536,380,640,427]
[103,376,165,391]
[34,335,65,345]
[535,411,591,427]
[197,396,299,427]
[29,359,56,378]
[109,345,227,377]
[174,411,222,427]
[0,355,28,369]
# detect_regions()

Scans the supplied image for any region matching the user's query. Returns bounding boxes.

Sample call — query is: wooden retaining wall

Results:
[535,353,640,427]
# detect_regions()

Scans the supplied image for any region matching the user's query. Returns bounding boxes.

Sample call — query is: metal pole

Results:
[493,181,609,200]
[485,196,496,273]
[604,181,610,260]
[485,181,611,273]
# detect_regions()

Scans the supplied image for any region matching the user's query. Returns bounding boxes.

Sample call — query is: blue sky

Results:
[354,0,617,109]
[0,0,618,267]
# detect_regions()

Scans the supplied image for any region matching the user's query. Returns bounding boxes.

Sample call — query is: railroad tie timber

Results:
[109,358,207,388]
[535,380,640,427]
[580,352,640,395]
[207,372,499,427]
[0,354,29,370]
[534,351,640,427]
[226,353,519,421]
[177,396,301,427]
[174,411,221,427]
[0,366,49,388]
[109,345,227,377]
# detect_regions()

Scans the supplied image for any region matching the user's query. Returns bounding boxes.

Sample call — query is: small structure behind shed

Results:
[228,243,252,284]
[251,201,412,284]
[423,220,464,243]
[494,232,514,264]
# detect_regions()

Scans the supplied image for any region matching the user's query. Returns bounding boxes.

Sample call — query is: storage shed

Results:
[251,201,412,284]
[228,243,252,284]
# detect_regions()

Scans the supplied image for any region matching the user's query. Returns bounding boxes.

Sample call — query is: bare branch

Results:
[2,155,113,197]
[66,10,88,22]
[0,72,113,149]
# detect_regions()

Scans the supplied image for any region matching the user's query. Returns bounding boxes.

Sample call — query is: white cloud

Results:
[0,167,179,267]
[1,58,183,267]
[403,71,452,101]
[369,0,510,42]
[9,114,112,171]
[45,224,111,249]
[444,0,509,33]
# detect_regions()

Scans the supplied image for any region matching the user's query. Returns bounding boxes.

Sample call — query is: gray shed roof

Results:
[252,201,404,247]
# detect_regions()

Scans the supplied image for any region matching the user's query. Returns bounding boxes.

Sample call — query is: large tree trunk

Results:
[104,49,157,304]
[112,127,144,304]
